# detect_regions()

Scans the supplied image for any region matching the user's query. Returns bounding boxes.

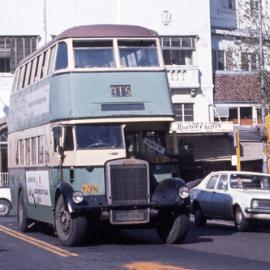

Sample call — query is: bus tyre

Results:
[234,205,249,232]
[18,191,30,232]
[0,199,11,217]
[157,213,189,244]
[55,195,87,246]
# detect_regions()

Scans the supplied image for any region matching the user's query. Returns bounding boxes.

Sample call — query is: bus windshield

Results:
[75,124,124,149]
[73,40,115,68]
[119,40,159,67]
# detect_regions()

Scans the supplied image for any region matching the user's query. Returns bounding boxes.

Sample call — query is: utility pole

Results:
[236,129,241,171]
[43,0,48,44]
[258,0,268,173]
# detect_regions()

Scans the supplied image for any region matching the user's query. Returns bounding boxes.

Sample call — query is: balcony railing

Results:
[0,172,9,187]
[166,66,200,89]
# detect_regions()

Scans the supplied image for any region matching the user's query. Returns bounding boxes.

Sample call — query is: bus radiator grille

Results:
[109,163,149,205]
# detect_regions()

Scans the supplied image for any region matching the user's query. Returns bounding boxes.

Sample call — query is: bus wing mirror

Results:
[57,146,65,160]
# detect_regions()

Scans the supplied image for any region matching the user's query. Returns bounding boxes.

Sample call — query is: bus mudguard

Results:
[55,182,75,213]
[151,178,190,206]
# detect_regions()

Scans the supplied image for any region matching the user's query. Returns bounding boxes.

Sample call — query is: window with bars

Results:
[161,36,196,66]
[250,0,259,11]
[0,36,38,73]
[241,52,257,71]
[173,103,194,122]
[212,50,225,71]
[212,49,235,71]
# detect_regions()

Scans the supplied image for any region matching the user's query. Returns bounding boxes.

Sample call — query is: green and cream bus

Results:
[8,24,190,246]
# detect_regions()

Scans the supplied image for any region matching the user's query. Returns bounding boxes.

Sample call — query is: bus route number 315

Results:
[111,85,132,97]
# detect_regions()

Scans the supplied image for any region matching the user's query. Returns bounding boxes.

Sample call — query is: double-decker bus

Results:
[8,24,190,246]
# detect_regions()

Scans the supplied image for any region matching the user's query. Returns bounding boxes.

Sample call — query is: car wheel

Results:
[0,199,11,217]
[234,206,249,232]
[157,213,189,244]
[18,191,30,232]
[194,206,207,227]
[55,195,87,246]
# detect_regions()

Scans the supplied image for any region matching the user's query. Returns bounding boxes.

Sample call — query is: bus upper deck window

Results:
[55,42,68,70]
[119,40,159,68]
[73,40,115,68]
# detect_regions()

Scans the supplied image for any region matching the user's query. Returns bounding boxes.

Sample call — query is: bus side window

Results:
[64,126,74,151]
[55,42,68,70]
[31,137,37,165]
[41,49,50,79]
[25,138,31,165]
[19,139,25,165]
[16,141,19,165]
[53,126,62,152]
[38,136,44,164]
[48,45,57,75]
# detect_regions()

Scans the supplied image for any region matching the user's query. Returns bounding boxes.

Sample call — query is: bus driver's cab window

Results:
[52,126,62,152]
[63,126,74,151]
[125,130,166,160]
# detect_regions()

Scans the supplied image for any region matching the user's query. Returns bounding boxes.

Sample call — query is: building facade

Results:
[211,0,270,172]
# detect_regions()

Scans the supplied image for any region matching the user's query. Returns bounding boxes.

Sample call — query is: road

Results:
[0,215,269,270]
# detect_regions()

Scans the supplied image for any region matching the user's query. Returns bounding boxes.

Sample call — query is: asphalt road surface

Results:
[0,215,269,270]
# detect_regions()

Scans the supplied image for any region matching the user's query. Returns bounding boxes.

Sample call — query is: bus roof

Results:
[57,24,158,39]
[18,24,158,67]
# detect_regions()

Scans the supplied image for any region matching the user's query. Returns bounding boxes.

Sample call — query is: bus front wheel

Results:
[157,213,189,244]
[55,195,87,246]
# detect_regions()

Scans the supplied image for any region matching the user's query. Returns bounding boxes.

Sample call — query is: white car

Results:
[190,171,270,231]
[0,187,12,216]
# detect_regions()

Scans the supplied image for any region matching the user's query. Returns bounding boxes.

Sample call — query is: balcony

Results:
[166,66,200,89]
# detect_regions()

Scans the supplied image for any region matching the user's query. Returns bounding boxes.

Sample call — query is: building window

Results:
[161,36,196,66]
[173,103,194,122]
[241,52,257,71]
[221,0,236,10]
[250,0,259,12]
[212,50,225,71]
[0,38,11,72]
[0,36,38,73]
[215,106,254,125]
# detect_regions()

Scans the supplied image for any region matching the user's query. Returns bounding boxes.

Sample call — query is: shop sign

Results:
[170,121,234,134]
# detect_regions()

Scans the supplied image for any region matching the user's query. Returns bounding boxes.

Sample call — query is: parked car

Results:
[190,171,270,231]
[0,187,12,216]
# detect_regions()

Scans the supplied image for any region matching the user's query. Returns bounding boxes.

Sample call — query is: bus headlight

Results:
[251,199,259,209]
[178,186,189,199]
[72,191,83,204]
